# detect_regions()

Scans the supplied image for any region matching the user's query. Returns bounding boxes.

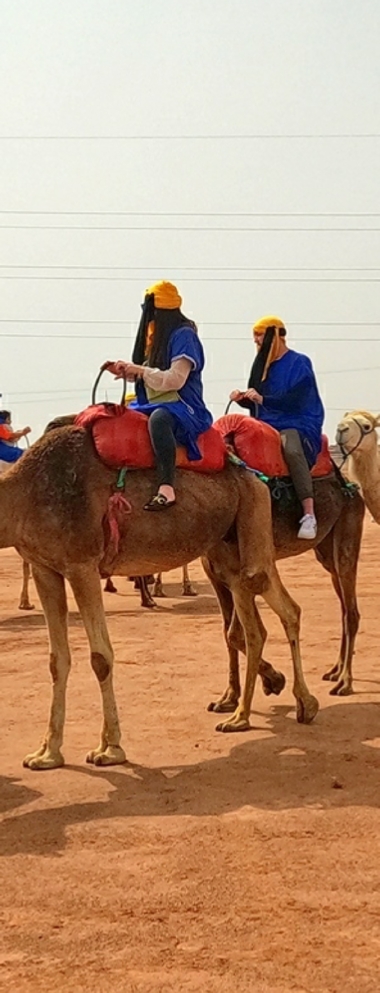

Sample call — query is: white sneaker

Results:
[298,514,317,540]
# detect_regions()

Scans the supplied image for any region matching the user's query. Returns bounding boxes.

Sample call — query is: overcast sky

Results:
[0,0,379,440]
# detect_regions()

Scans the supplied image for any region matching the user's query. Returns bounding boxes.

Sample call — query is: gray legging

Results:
[280,428,313,502]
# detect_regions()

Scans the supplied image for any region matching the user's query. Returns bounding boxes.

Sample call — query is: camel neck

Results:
[354,446,378,481]
[0,474,17,548]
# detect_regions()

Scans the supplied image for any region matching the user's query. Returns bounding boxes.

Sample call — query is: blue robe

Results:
[131,326,213,460]
[254,350,324,466]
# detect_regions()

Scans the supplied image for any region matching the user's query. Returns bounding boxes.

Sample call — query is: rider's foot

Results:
[298,514,317,540]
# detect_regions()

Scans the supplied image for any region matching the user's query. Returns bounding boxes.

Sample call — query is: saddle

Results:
[213,413,333,478]
[74,404,333,479]
[74,403,226,472]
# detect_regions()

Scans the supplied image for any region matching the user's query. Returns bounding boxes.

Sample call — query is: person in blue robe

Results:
[230,315,324,540]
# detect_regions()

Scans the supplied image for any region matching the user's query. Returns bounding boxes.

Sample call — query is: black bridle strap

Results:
[338,417,376,465]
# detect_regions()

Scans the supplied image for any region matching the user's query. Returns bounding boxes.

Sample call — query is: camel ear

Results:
[375,414,380,427]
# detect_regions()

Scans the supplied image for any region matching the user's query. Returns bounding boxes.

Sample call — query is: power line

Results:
[1,265,379,272]
[1,273,380,283]
[1,225,379,232]
[0,275,379,283]
[0,320,378,326]
[0,133,379,139]
[1,334,380,342]
[0,210,379,217]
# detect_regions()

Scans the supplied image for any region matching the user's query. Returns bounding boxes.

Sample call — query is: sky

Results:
[0,0,379,441]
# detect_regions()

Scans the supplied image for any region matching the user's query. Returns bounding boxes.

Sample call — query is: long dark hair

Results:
[132,295,197,369]
[247,326,286,390]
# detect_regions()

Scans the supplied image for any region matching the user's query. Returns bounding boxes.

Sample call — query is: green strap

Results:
[116,468,127,490]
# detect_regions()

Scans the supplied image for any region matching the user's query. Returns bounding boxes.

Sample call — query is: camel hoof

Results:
[104,580,118,594]
[322,669,340,682]
[330,682,354,697]
[207,699,238,713]
[261,671,286,696]
[18,602,35,611]
[296,695,319,724]
[182,585,197,597]
[153,588,166,599]
[215,715,251,733]
[23,750,64,770]
[86,745,127,766]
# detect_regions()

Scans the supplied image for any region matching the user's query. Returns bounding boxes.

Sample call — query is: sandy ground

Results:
[1,521,380,993]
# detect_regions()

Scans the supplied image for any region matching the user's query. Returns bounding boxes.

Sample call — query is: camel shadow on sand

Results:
[1,700,380,858]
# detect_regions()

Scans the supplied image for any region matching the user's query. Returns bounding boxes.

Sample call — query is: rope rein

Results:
[338,417,376,467]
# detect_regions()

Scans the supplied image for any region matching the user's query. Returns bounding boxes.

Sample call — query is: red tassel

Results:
[106,491,132,559]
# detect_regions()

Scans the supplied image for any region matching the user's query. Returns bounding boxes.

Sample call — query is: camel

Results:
[0,421,321,770]
[205,469,364,714]
[336,410,380,523]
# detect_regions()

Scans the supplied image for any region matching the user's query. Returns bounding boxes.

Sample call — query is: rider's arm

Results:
[142,357,192,392]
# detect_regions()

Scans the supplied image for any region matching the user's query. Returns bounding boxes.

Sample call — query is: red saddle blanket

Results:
[213,414,333,478]
[74,403,226,472]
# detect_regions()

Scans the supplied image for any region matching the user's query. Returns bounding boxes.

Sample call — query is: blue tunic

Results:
[131,326,213,460]
[0,441,24,463]
[255,350,324,465]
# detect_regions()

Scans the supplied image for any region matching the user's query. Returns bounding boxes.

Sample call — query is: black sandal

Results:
[144,493,176,512]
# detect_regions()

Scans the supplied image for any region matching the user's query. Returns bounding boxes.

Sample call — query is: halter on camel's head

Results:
[336,410,380,460]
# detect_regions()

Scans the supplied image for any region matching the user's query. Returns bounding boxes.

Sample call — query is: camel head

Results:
[336,410,380,456]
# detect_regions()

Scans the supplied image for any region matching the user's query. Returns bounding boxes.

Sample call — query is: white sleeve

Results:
[142,357,192,392]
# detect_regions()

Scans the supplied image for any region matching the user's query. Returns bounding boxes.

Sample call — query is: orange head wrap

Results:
[252,315,286,381]
[144,281,182,354]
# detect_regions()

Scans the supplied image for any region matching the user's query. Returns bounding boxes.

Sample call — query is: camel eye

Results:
[364,424,371,431]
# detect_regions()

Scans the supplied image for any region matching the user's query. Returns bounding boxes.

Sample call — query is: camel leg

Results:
[203,561,286,712]
[316,503,363,695]
[136,576,156,608]
[205,573,241,713]
[316,535,346,682]
[23,565,70,769]
[215,588,265,733]
[182,564,197,597]
[262,571,319,724]
[68,565,126,766]
[329,509,362,696]
[153,573,166,598]
[18,559,35,611]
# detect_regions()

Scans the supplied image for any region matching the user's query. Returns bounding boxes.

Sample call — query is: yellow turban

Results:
[146,281,182,310]
[252,315,286,381]
[253,315,285,334]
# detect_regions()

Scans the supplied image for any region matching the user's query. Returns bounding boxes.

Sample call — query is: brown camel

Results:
[205,470,364,713]
[0,422,318,770]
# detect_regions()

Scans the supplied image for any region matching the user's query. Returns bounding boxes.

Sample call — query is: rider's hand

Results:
[229,389,244,401]
[242,389,263,404]
[101,360,127,378]
[23,427,31,435]
[101,361,143,381]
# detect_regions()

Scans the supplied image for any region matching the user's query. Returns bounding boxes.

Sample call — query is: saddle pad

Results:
[213,413,333,478]
[75,403,226,472]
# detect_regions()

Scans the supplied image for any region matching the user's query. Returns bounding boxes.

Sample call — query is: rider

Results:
[230,316,324,540]
[0,410,31,465]
[104,281,212,511]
